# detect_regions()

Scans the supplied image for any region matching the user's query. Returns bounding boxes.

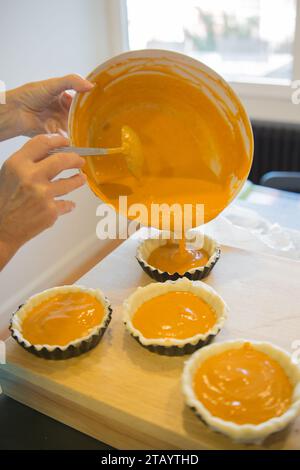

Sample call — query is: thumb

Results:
[43,74,94,97]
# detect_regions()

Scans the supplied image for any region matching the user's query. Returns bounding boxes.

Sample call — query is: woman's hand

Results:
[0,134,86,270]
[0,74,93,141]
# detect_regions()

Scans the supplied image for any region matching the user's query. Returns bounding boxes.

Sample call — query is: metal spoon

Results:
[48,146,124,157]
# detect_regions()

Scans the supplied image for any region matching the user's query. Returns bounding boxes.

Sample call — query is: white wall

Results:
[0,0,115,337]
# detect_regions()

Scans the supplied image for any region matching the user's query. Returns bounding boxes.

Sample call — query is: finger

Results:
[44,118,62,134]
[57,129,69,139]
[55,199,76,216]
[20,134,69,162]
[60,91,73,111]
[44,115,68,134]
[40,152,85,179]
[56,113,70,134]
[43,74,94,97]
[50,173,86,197]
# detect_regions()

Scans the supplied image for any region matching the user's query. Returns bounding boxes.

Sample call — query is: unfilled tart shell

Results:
[10,285,112,360]
[123,277,228,356]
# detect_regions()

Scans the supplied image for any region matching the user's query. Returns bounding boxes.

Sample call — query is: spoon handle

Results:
[48,146,123,157]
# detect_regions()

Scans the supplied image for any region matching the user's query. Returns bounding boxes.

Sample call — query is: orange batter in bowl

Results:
[121,125,143,178]
[69,50,253,230]
[132,291,217,340]
[193,343,293,425]
[22,291,105,346]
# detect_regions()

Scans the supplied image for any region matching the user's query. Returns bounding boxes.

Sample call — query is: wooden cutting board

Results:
[1,232,300,450]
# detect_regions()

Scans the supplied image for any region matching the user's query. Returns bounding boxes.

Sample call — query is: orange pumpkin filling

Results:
[121,125,143,178]
[22,292,105,346]
[193,343,293,425]
[70,52,253,229]
[132,291,216,340]
[148,239,209,274]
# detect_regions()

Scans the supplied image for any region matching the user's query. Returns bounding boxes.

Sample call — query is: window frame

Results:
[107,0,300,123]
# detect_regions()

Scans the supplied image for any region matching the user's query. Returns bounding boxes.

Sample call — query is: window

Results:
[126,0,296,85]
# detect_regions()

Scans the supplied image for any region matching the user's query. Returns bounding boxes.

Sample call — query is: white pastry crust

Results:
[123,277,228,350]
[10,285,111,352]
[182,339,300,443]
[136,234,220,281]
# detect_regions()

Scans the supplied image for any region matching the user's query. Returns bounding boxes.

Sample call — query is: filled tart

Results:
[123,278,227,355]
[10,285,112,360]
[136,235,220,282]
[182,340,300,443]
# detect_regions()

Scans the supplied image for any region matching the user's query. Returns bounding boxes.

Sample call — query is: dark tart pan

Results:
[10,286,112,360]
